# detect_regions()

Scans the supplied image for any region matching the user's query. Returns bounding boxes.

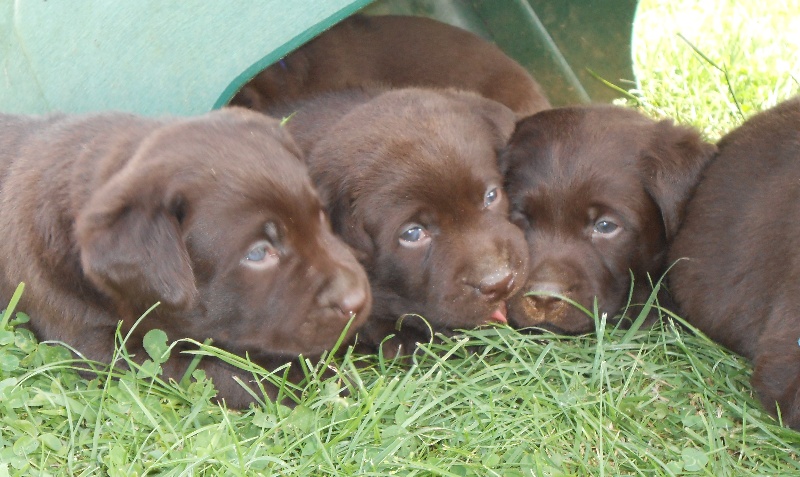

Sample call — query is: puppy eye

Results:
[593,219,619,236]
[399,224,431,247]
[242,240,280,269]
[484,187,501,208]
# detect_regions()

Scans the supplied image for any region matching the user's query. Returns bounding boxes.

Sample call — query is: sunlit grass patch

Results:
[632,0,799,137]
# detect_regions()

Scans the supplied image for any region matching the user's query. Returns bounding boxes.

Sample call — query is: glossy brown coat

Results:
[502,105,715,333]
[0,108,371,407]
[670,97,800,428]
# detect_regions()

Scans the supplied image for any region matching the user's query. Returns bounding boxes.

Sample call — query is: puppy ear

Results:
[327,193,375,267]
[443,90,517,150]
[641,119,717,241]
[497,113,549,176]
[476,97,517,151]
[76,173,197,311]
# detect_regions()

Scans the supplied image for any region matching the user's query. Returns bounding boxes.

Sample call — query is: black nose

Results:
[478,267,515,299]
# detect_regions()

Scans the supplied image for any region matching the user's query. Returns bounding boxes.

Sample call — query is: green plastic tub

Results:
[0,0,638,116]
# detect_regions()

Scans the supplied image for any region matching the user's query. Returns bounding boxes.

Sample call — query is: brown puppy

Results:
[277,87,529,355]
[230,14,550,117]
[0,108,371,408]
[501,105,715,333]
[669,97,800,428]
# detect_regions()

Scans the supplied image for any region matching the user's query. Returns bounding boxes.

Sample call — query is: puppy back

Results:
[669,97,800,357]
[0,112,162,325]
[264,86,379,155]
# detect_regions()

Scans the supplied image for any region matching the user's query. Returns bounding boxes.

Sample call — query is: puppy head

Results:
[76,108,371,356]
[316,88,516,262]
[502,105,714,333]
[310,88,528,341]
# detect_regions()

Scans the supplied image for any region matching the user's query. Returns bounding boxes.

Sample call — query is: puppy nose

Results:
[526,281,568,306]
[334,286,369,318]
[478,267,515,299]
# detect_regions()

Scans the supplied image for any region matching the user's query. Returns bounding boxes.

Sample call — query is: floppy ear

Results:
[76,170,198,311]
[497,112,553,177]
[641,119,717,241]
[477,97,517,152]
[442,90,517,151]
[326,193,375,267]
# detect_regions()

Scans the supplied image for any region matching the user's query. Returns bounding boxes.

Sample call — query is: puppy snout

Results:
[526,281,569,306]
[478,267,515,300]
[319,267,372,324]
[334,286,369,317]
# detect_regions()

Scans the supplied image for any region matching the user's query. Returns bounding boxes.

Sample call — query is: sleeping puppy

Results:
[0,108,371,408]
[230,14,550,117]
[669,97,800,429]
[501,105,715,333]
[275,87,529,355]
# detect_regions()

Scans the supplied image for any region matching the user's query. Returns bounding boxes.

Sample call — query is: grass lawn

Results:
[2,1,799,475]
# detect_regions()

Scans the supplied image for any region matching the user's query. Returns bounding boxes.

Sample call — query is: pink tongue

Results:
[490,303,508,324]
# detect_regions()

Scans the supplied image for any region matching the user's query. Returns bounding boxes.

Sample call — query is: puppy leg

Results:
[751,323,800,429]
[353,318,431,359]
[778,375,800,429]
[158,351,281,408]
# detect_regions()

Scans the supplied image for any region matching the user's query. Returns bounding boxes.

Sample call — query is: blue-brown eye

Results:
[243,240,280,267]
[400,226,423,242]
[242,221,283,270]
[398,223,431,247]
[593,220,619,235]
[484,187,500,208]
[246,243,270,262]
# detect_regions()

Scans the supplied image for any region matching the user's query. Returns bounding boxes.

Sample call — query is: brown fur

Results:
[0,108,371,408]
[669,96,800,428]
[230,14,550,117]
[501,105,715,333]
[278,87,529,355]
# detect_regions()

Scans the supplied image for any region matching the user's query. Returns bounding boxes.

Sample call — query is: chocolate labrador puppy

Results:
[501,105,715,333]
[670,96,800,429]
[274,87,529,355]
[0,108,371,408]
[230,14,550,117]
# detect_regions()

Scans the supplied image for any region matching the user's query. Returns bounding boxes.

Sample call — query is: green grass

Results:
[2,1,800,475]
[3,299,800,475]
[631,0,799,138]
